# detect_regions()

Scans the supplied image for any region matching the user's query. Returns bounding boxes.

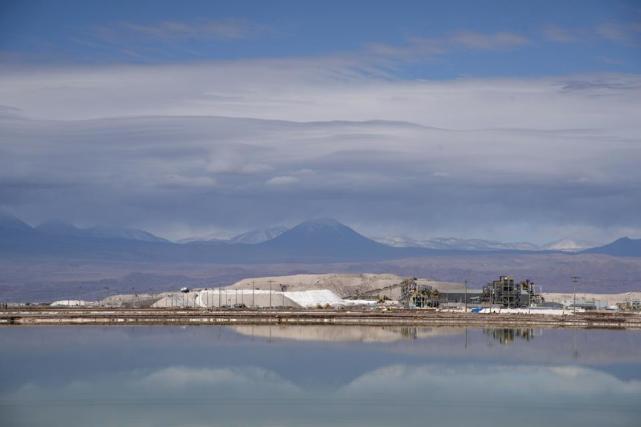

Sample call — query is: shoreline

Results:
[2,307,640,329]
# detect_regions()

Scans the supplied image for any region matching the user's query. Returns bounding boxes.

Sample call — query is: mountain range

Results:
[1,213,640,261]
[374,235,597,252]
[179,226,288,244]
[35,220,168,243]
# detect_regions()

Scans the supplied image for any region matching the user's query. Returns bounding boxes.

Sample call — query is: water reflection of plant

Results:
[400,327,418,340]
[483,328,539,345]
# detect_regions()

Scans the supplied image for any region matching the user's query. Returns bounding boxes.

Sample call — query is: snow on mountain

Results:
[376,235,601,252]
[543,239,596,252]
[229,226,288,244]
[176,232,229,244]
[374,236,539,251]
[178,226,288,244]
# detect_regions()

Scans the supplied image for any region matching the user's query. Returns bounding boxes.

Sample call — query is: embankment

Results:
[1,307,640,329]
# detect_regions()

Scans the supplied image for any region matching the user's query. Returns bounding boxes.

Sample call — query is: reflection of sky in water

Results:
[0,326,640,427]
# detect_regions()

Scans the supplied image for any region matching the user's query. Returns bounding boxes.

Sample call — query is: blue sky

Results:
[0,1,640,243]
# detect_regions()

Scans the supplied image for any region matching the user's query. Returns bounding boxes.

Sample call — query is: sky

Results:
[0,0,640,243]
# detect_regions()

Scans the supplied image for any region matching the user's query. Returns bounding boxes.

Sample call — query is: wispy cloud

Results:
[449,31,529,49]
[265,176,300,186]
[94,19,266,43]
[543,25,582,43]
[89,25,530,65]
[541,21,641,46]
[596,21,641,44]
[367,20,641,71]
[366,31,529,60]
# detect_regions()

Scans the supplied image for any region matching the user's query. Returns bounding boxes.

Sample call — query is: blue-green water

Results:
[0,325,640,427]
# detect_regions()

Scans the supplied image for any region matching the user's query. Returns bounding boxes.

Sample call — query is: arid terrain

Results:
[2,253,641,303]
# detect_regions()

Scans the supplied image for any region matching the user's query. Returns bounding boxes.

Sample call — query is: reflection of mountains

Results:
[230,325,463,342]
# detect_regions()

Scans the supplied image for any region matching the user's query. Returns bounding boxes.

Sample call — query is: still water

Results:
[0,325,640,427]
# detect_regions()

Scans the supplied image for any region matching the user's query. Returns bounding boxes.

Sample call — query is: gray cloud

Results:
[0,61,639,242]
[1,109,640,243]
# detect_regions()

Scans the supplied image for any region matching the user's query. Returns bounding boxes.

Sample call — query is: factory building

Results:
[436,290,484,306]
[401,276,542,309]
[481,276,541,308]
[399,278,440,308]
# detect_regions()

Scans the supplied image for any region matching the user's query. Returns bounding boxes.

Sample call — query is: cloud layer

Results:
[0,60,640,242]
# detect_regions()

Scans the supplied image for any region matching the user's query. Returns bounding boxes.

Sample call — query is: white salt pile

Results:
[50,300,95,307]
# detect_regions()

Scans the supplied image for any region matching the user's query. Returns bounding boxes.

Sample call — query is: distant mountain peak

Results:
[0,212,32,231]
[84,225,167,242]
[36,220,82,234]
[303,217,342,225]
[258,218,395,261]
[229,226,288,244]
[34,220,166,242]
[583,236,641,257]
[295,218,346,230]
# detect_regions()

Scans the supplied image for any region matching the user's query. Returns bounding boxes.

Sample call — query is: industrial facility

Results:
[35,273,641,314]
[481,276,542,308]
[400,275,543,309]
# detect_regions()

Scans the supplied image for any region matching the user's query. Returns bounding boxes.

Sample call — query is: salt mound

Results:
[283,290,345,307]
[229,273,463,298]
[230,273,404,297]
[195,289,299,308]
[151,293,199,308]
[50,300,95,307]
[148,289,371,308]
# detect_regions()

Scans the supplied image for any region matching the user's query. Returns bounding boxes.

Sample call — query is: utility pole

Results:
[571,276,580,315]
[281,284,286,307]
[491,284,495,312]
[465,327,468,350]
[464,280,468,312]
